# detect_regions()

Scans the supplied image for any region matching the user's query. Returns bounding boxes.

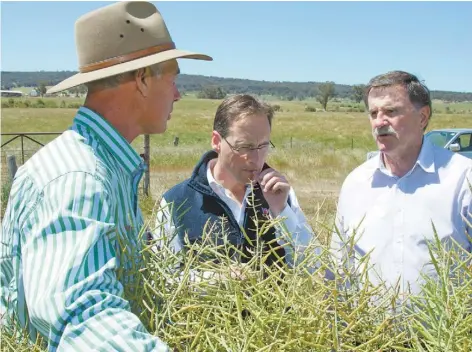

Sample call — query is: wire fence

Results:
[1,132,62,184]
[1,132,153,196]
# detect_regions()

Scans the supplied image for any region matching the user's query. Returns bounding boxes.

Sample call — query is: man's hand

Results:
[258,167,290,216]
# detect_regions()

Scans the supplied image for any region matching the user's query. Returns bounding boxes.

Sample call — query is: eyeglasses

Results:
[223,137,275,155]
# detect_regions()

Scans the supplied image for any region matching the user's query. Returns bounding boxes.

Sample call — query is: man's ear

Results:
[211,131,221,153]
[135,68,150,98]
[419,105,430,129]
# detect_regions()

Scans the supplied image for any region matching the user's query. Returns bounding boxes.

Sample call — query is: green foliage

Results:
[2,212,471,351]
[351,84,367,103]
[34,99,45,108]
[37,82,47,97]
[197,86,227,100]
[1,180,12,218]
[67,102,82,109]
[2,71,471,102]
[316,81,336,111]
[304,105,317,112]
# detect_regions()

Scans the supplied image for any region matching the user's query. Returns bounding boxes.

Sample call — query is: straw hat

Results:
[47,1,212,94]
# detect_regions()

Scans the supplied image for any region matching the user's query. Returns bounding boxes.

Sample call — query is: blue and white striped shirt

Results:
[1,107,169,351]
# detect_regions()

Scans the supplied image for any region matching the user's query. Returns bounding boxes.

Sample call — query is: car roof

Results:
[427,128,472,133]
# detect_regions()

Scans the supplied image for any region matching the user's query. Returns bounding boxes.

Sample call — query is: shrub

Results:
[34,99,45,108]
[2,207,471,351]
[44,100,58,108]
[305,105,317,112]
[1,180,12,218]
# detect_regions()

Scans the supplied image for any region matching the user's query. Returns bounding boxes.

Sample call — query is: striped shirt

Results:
[1,107,169,351]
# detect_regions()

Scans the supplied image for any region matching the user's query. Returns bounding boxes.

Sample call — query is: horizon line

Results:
[2,70,471,94]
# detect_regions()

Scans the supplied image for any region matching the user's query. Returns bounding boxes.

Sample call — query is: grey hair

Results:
[364,70,432,129]
[85,63,164,93]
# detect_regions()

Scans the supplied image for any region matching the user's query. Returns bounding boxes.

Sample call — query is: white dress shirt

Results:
[329,139,472,295]
[155,160,319,271]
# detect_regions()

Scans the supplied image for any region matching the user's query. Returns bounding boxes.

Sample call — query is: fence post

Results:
[290,136,293,148]
[21,135,25,163]
[143,134,150,196]
[7,155,18,180]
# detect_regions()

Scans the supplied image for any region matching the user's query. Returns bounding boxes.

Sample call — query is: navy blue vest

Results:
[163,150,288,266]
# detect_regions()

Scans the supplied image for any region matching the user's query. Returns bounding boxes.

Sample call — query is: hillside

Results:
[1,71,471,102]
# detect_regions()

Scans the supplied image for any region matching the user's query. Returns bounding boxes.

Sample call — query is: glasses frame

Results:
[222,137,275,155]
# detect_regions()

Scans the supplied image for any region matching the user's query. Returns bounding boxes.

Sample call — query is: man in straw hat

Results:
[1,1,211,350]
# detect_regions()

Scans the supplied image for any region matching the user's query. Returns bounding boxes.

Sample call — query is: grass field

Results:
[1,97,472,351]
[2,96,472,234]
[2,96,471,243]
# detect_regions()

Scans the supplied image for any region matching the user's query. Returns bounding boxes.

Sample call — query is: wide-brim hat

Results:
[47,1,212,94]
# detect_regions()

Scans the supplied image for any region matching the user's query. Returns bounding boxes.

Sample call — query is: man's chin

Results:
[147,125,167,135]
[376,135,395,149]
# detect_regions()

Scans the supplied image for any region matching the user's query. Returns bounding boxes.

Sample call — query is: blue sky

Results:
[1,1,471,92]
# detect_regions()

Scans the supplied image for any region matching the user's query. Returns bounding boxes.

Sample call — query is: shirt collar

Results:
[207,159,223,194]
[73,106,144,175]
[206,159,251,200]
[377,136,436,176]
[416,137,436,173]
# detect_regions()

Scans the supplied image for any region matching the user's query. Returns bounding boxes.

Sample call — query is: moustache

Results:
[373,125,397,138]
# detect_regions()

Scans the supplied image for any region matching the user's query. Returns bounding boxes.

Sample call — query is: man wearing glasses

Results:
[154,94,317,276]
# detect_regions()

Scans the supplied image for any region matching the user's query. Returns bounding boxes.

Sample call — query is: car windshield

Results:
[425,131,457,148]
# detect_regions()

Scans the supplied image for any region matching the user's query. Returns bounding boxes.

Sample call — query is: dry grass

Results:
[2,97,471,227]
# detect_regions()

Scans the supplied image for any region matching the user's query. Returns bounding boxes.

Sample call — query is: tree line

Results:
[1,71,471,102]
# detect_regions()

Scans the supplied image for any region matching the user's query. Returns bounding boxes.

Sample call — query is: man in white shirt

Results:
[154,94,318,277]
[328,70,472,295]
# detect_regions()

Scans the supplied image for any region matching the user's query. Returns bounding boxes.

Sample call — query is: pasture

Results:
[1,96,472,351]
[2,96,471,238]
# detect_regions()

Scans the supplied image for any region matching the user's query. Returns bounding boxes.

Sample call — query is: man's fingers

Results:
[272,181,290,194]
[258,168,273,180]
[263,176,284,192]
[259,170,277,185]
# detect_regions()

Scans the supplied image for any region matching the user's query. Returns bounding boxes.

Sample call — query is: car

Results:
[366,128,472,160]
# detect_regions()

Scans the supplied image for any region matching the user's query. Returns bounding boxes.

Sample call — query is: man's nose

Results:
[245,149,264,165]
[373,114,388,127]
[173,83,181,102]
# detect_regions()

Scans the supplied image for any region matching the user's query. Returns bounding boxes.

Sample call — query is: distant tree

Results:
[77,84,88,95]
[69,86,82,97]
[271,104,282,112]
[351,84,367,103]
[2,71,471,102]
[38,82,47,97]
[316,81,336,111]
[197,86,226,100]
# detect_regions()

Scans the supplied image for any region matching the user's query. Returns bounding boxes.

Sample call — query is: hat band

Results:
[79,42,176,73]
